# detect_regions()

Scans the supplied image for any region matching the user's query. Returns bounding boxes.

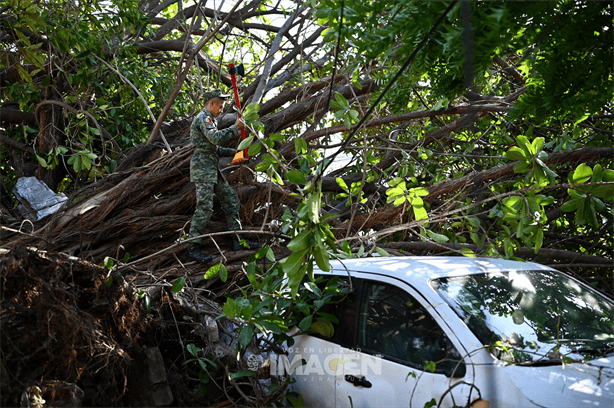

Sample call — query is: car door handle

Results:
[345,374,372,388]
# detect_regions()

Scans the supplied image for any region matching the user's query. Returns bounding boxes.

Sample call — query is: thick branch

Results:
[261,78,378,135]
[241,25,327,103]
[0,107,36,125]
[424,146,614,204]
[258,73,345,117]
[1,132,35,153]
[302,104,512,143]
[378,241,612,265]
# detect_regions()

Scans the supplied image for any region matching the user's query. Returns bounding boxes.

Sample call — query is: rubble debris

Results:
[12,176,68,220]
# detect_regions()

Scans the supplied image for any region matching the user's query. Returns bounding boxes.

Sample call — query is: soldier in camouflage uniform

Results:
[187,89,259,263]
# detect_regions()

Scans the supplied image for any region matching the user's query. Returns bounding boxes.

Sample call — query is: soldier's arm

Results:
[218,147,237,157]
[201,121,239,146]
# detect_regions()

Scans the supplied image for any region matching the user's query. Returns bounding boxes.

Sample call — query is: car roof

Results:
[321,256,554,288]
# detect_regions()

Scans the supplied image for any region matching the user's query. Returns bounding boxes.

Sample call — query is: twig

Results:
[116,230,290,272]
[209,236,227,263]
[260,179,273,231]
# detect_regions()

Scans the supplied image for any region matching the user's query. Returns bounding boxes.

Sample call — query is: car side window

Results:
[358,281,464,375]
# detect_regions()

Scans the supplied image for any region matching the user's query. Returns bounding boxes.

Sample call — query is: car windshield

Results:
[431,270,614,364]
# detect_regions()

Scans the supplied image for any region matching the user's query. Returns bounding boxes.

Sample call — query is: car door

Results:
[334,275,473,408]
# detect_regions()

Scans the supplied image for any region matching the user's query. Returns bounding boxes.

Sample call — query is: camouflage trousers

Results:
[189,178,241,245]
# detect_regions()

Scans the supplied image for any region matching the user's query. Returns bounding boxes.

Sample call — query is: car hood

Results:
[503,355,614,407]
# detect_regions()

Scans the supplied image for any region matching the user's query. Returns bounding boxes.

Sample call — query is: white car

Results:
[286,256,614,407]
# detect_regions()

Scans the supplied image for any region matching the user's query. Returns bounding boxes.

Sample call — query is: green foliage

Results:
[183,343,219,397]
[561,164,614,228]
[205,263,228,283]
[171,276,186,293]
[386,177,429,221]
[67,150,98,174]
[319,0,613,122]
[504,135,557,186]
[1,0,197,186]
[329,92,359,129]
[221,248,351,352]
[501,194,553,253]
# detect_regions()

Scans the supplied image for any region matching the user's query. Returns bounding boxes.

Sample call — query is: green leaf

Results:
[460,248,476,257]
[560,198,579,212]
[287,230,313,252]
[306,192,321,223]
[531,137,544,154]
[591,185,614,199]
[375,247,389,257]
[309,317,335,338]
[424,398,437,408]
[514,161,532,174]
[237,135,254,151]
[219,264,228,282]
[336,177,349,193]
[505,146,527,161]
[171,276,186,293]
[238,324,254,348]
[229,370,255,380]
[287,170,308,185]
[244,102,260,114]
[260,320,282,334]
[283,249,308,297]
[517,136,533,155]
[283,249,308,275]
[35,154,48,168]
[313,246,330,271]
[205,263,223,280]
[533,228,543,253]
[248,142,262,156]
[223,298,236,318]
[412,187,429,197]
[299,315,313,332]
[294,137,308,154]
[334,92,349,107]
[426,230,449,243]
[411,197,428,221]
[187,343,200,357]
[103,256,114,270]
[569,163,593,184]
[243,111,259,123]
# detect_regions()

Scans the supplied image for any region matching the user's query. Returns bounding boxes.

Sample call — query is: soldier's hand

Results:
[234,117,245,130]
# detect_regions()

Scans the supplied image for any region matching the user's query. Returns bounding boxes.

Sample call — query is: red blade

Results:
[228,63,248,159]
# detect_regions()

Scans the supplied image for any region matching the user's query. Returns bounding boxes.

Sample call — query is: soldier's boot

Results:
[187,246,213,263]
[232,236,260,251]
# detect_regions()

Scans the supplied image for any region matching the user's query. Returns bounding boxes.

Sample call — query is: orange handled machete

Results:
[228,63,248,165]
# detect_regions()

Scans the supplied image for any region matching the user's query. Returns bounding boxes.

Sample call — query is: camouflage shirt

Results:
[190,108,239,183]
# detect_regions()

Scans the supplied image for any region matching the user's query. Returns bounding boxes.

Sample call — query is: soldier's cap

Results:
[203,89,231,103]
